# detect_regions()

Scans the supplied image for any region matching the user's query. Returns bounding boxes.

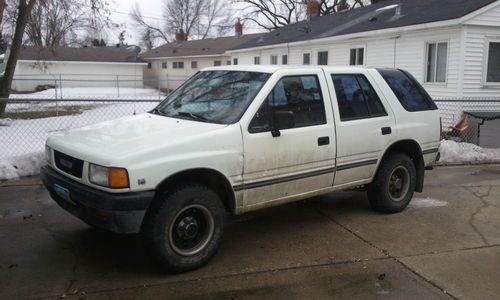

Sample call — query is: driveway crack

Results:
[312,205,458,300]
[464,186,493,246]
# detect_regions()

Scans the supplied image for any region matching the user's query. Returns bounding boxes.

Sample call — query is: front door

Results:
[239,71,336,209]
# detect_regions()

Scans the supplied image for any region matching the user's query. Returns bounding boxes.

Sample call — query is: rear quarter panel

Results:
[368,69,441,167]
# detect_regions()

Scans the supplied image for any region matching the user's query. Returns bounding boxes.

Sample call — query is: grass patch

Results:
[3,105,96,120]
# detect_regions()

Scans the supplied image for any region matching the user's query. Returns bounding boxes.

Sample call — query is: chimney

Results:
[175,29,186,42]
[235,19,243,37]
[306,0,320,19]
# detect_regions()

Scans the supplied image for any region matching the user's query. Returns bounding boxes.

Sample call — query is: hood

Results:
[47,113,228,164]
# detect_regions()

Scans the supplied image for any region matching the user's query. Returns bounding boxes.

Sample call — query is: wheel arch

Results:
[152,168,236,214]
[376,140,425,192]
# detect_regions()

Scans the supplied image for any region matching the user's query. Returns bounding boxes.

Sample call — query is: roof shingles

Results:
[231,0,497,50]
[18,46,143,63]
[140,34,263,59]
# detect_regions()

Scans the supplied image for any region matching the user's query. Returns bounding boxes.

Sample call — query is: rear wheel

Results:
[368,153,416,214]
[141,184,225,272]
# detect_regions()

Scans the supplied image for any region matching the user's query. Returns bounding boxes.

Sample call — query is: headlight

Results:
[89,164,129,189]
[45,145,52,164]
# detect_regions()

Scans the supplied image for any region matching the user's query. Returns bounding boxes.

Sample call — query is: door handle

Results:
[318,136,330,146]
[381,127,392,135]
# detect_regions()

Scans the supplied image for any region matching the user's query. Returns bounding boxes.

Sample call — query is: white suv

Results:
[41,66,440,272]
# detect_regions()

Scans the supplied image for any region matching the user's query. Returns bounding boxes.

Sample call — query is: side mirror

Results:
[271,110,295,137]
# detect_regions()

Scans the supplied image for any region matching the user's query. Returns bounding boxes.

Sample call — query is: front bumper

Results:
[40,165,155,234]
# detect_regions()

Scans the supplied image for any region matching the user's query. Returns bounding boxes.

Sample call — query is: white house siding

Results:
[460,3,500,98]
[12,61,145,92]
[229,26,463,99]
[143,55,231,91]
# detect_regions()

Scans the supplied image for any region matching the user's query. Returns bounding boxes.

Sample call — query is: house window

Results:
[226,60,231,65]
[162,62,167,69]
[317,51,328,65]
[214,60,222,66]
[191,61,198,69]
[486,41,500,83]
[349,48,364,66]
[425,42,448,83]
[233,58,238,65]
[173,62,184,69]
[270,55,278,65]
[254,56,261,65]
[147,62,152,69]
[303,53,311,65]
[282,55,288,65]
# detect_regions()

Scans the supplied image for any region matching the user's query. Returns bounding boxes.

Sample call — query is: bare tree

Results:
[2,0,112,47]
[0,0,112,115]
[234,0,305,31]
[132,0,233,47]
[131,3,171,45]
[235,0,373,31]
[0,0,37,116]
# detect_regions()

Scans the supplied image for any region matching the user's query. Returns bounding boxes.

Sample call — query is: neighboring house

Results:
[141,23,262,91]
[227,0,500,100]
[10,46,146,92]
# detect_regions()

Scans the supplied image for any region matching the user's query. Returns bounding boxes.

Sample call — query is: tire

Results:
[141,184,225,272]
[367,153,417,214]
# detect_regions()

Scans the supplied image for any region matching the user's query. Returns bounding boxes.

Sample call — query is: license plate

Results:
[54,184,75,205]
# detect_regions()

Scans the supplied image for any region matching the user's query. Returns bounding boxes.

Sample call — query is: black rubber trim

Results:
[336,159,378,171]
[40,165,155,211]
[422,148,439,155]
[233,167,335,191]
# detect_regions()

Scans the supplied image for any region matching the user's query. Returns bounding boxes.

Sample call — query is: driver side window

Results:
[249,75,326,133]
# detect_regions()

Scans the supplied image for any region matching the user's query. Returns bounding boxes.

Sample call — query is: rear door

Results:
[325,69,397,187]
[239,69,336,209]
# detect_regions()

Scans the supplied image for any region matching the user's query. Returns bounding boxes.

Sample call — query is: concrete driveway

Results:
[1,165,499,299]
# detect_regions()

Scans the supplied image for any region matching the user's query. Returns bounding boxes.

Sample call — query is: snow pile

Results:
[438,140,500,165]
[0,153,45,180]
[410,197,448,208]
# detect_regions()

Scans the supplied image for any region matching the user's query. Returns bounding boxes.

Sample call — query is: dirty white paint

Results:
[410,197,448,208]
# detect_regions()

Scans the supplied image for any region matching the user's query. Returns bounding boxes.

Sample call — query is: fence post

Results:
[116,75,120,98]
[54,80,58,99]
[55,79,59,117]
[59,75,63,99]
[158,78,161,100]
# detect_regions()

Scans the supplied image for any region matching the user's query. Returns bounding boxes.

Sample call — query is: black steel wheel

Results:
[368,153,417,214]
[141,184,225,272]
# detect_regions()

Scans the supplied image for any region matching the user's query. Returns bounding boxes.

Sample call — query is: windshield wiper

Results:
[176,111,209,122]
[150,108,166,116]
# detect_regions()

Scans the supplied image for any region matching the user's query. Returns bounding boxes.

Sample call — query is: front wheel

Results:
[368,153,417,214]
[141,184,225,272]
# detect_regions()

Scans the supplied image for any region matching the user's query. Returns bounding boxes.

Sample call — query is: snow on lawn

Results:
[1,101,157,180]
[9,87,166,100]
[438,140,500,165]
[2,118,500,180]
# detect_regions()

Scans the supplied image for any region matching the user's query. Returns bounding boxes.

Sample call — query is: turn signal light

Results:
[108,168,129,188]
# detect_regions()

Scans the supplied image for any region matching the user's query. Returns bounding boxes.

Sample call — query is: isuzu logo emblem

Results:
[60,159,73,169]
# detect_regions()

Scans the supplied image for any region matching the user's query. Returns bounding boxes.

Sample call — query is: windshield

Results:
[156,71,271,124]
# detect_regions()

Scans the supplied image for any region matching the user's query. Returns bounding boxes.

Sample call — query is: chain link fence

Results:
[1,97,500,160]
[1,99,160,159]
[9,75,190,99]
[435,98,500,149]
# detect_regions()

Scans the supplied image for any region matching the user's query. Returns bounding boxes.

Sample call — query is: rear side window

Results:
[378,69,437,111]
[331,74,387,121]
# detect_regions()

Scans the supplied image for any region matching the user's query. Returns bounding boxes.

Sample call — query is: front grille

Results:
[54,151,84,178]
